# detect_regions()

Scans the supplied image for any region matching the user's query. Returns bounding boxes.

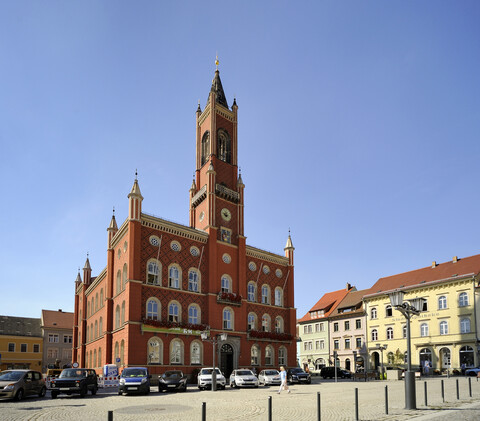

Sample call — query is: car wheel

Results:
[307,379,311,384]
[91,385,97,395]
[51,391,58,399]
[15,389,24,401]
[80,385,87,398]
[181,384,187,392]
[39,386,47,397]
[118,391,123,396]
[198,386,202,390]
[230,381,235,388]
[221,385,226,390]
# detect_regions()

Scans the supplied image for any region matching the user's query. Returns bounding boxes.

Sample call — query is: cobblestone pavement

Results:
[1,377,480,420]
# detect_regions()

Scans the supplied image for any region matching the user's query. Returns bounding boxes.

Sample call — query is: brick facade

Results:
[73,68,297,379]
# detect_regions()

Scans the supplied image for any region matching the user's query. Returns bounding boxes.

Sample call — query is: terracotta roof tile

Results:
[365,254,480,298]
[41,310,74,329]
[298,286,353,323]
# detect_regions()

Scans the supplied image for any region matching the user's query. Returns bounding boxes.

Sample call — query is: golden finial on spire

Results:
[215,54,219,70]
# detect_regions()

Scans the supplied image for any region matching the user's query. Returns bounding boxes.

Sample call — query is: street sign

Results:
[115,358,121,363]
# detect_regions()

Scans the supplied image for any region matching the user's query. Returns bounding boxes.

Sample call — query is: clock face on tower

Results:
[221,208,232,222]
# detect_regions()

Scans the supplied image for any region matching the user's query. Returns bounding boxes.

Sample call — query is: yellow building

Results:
[0,316,43,371]
[364,255,480,373]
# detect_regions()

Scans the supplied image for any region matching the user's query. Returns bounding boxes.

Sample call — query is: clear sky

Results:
[1,1,479,320]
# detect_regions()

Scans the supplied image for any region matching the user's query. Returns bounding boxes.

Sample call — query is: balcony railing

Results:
[217,291,242,306]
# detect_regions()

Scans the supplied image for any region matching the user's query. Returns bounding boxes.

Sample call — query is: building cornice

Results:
[246,245,289,266]
[111,219,129,249]
[141,213,208,243]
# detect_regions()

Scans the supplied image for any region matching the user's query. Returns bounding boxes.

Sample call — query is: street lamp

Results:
[388,290,425,410]
[376,344,388,379]
[200,330,227,391]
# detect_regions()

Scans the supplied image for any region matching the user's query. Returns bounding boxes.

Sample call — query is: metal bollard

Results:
[385,385,388,415]
[469,377,472,397]
[456,379,459,400]
[317,391,321,421]
[424,381,427,406]
[108,411,113,421]
[355,388,359,421]
[202,402,206,421]
[268,396,272,421]
[441,379,444,403]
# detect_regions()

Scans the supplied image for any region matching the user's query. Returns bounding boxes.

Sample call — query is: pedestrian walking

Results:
[278,366,291,394]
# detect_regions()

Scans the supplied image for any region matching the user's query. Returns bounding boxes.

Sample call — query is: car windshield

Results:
[122,369,147,378]
[201,368,221,375]
[162,371,183,379]
[0,371,24,381]
[59,369,87,378]
[265,370,279,375]
[291,368,304,373]
[236,370,253,376]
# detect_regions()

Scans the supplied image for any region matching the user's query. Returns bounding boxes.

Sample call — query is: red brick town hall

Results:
[73,66,297,379]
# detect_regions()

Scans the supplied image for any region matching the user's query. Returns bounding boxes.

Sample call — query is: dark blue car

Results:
[118,367,151,395]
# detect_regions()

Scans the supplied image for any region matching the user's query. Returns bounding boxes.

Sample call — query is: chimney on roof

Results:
[432,261,437,268]
[346,282,351,291]
[453,256,458,263]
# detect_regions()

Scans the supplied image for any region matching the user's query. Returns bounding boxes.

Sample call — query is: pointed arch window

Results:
[121,301,125,325]
[278,346,287,366]
[275,316,284,333]
[94,320,98,338]
[251,345,260,366]
[261,285,270,304]
[247,282,256,302]
[122,263,127,290]
[146,298,160,320]
[188,269,199,292]
[265,346,273,366]
[147,260,161,285]
[170,339,183,364]
[262,314,271,332]
[99,317,103,336]
[116,270,121,295]
[201,131,210,166]
[247,313,256,331]
[223,308,233,330]
[188,304,200,325]
[169,265,180,289]
[217,129,231,163]
[148,337,163,365]
[168,302,180,323]
[115,305,120,329]
[274,287,283,306]
[221,275,231,293]
[191,340,202,365]
[100,289,104,307]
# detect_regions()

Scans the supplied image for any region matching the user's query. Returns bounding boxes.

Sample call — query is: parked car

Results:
[287,368,311,384]
[0,370,46,400]
[197,367,226,390]
[258,369,281,386]
[229,369,259,388]
[320,366,352,379]
[118,367,151,395]
[158,370,187,392]
[50,368,98,398]
[45,368,63,389]
[465,367,480,376]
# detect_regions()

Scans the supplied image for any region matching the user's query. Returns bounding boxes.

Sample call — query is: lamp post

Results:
[200,331,227,391]
[388,290,425,410]
[376,344,388,379]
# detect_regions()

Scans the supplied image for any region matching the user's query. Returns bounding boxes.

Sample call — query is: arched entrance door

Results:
[440,347,451,369]
[372,352,380,370]
[345,358,351,371]
[220,343,234,379]
[419,348,432,372]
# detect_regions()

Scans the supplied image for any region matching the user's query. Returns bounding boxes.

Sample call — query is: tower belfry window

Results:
[201,131,210,166]
[217,129,231,163]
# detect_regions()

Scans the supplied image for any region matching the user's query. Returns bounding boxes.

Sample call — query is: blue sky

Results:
[1,1,479,320]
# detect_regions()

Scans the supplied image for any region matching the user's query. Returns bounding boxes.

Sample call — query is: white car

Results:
[197,367,226,390]
[229,369,259,388]
[258,369,281,386]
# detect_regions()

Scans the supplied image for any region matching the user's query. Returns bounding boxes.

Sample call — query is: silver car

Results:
[258,369,281,386]
[0,370,46,400]
[229,369,259,388]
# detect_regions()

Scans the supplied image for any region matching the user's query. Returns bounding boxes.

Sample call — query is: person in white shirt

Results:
[278,366,291,394]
